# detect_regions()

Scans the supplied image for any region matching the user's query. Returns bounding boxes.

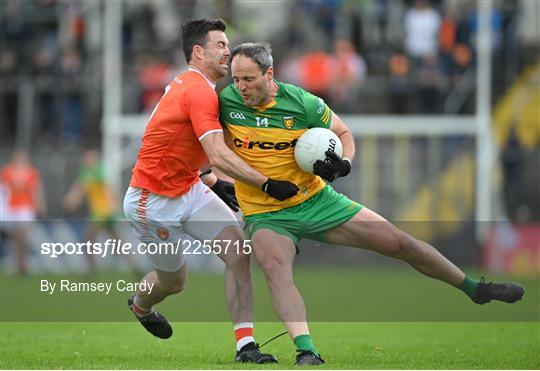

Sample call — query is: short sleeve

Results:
[184,85,223,140]
[302,90,332,128]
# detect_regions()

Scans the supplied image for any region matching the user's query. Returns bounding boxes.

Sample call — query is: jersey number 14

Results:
[256,117,269,127]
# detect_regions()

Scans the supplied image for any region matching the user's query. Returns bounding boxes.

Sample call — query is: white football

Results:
[294,128,343,173]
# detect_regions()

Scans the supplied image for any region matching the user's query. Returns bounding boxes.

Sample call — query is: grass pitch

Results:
[1,267,538,369]
[1,322,538,369]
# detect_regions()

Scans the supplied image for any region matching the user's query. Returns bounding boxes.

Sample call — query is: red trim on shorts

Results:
[137,189,150,236]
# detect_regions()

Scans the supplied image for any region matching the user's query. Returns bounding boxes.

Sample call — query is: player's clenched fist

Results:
[261,178,299,201]
[313,150,351,182]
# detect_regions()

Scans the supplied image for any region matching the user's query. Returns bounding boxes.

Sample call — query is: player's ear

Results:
[266,66,274,81]
[192,45,204,61]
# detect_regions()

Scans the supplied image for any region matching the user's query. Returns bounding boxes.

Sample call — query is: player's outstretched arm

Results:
[200,132,299,201]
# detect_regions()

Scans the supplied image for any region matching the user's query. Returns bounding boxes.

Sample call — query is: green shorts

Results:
[244,186,363,246]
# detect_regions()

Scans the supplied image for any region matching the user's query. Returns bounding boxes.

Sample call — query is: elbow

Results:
[342,131,354,143]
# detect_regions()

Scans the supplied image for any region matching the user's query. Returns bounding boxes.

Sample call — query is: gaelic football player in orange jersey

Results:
[0,149,46,275]
[123,19,298,364]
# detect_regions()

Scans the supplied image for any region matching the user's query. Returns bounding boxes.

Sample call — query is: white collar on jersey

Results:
[187,66,216,89]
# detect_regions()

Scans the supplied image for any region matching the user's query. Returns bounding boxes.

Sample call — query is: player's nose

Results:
[238,83,246,92]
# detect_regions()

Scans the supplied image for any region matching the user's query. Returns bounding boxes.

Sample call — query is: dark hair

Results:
[231,42,273,73]
[181,18,226,63]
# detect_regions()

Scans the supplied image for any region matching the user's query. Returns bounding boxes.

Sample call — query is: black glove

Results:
[261,178,299,201]
[211,179,239,212]
[313,150,351,182]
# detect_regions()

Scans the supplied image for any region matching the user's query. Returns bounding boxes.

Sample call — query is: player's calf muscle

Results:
[161,280,184,294]
[155,269,186,294]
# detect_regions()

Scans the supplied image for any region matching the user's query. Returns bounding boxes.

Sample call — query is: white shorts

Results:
[1,207,36,231]
[123,180,241,272]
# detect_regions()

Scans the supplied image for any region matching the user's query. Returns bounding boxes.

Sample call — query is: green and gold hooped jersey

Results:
[78,164,115,219]
[219,80,332,216]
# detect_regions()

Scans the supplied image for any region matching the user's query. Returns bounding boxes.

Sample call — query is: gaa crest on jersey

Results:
[282,116,295,129]
[156,227,169,241]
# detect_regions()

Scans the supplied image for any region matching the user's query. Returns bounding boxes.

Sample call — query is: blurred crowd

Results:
[1,0,539,147]
[1,0,538,218]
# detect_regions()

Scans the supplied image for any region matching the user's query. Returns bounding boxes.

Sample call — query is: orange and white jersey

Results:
[0,164,41,212]
[129,68,223,198]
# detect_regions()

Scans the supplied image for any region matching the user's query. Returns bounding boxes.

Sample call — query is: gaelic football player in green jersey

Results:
[218,42,525,366]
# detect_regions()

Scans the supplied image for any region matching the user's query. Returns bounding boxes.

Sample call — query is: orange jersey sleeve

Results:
[183,84,223,140]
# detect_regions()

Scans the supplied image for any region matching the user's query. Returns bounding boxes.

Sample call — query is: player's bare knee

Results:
[259,257,292,284]
[224,250,251,273]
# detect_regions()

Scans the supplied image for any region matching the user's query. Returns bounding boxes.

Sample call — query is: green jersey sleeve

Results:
[302,90,332,128]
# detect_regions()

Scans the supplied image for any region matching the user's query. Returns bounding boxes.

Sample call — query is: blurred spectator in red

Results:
[330,39,366,113]
[0,149,46,274]
[439,5,457,54]
[67,1,86,49]
[297,51,334,103]
[404,0,441,62]
[136,57,172,113]
[438,1,457,74]
[438,3,474,81]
